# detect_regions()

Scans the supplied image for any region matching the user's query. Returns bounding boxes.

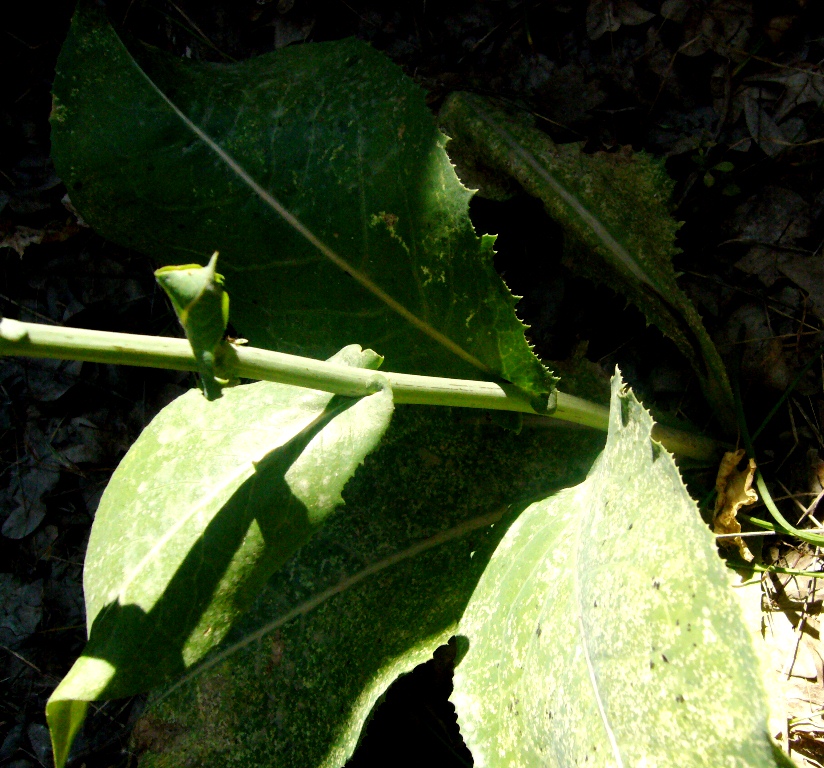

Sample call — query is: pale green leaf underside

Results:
[47,346,394,765]
[439,93,734,427]
[453,374,777,767]
[134,407,606,768]
[51,2,554,409]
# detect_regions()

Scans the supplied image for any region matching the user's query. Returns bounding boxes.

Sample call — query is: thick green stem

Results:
[0,318,719,460]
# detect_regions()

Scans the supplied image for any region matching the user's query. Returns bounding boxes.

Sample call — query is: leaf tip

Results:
[47,697,89,768]
[46,653,116,767]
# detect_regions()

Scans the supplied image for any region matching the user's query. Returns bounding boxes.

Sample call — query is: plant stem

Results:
[726,551,824,580]
[0,318,719,460]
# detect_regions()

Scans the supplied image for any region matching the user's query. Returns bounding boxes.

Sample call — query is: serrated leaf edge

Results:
[107,18,493,377]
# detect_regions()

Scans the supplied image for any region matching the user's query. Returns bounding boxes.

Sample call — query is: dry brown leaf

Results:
[746,67,824,124]
[680,0,753,58]
[714,448,758,561]
[585,0,654,40]
[733,186,811,244]
[744,86,793,156]
[732,186,812,299]
[660,0,689,23]
[734,68,822,157]
[764,15,797,46]
[779,257,824,324]
[0,226,44,257]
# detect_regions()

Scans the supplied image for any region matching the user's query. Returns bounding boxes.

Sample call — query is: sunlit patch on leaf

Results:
[130,405,606,768]
[452,372,779,767]
[46,345,394,767]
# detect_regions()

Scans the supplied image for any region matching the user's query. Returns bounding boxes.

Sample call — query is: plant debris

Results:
[713,448,758,561]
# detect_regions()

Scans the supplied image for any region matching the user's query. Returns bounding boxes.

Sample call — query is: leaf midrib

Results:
[573,482,624,767]
[473,105,655,291]
[510,488,625,766]
[154,507,506,701]
[121,37,491,376]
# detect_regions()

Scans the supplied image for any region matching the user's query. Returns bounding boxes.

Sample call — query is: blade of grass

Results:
[726,551,824,580]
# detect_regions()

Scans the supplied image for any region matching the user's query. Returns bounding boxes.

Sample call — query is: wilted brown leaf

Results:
[714,448,758,561]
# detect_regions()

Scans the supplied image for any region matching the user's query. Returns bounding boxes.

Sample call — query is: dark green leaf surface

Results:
[439,93,734,429]
[51,2,554,410]
[453,374,778,767]
[133,408,606,768]
[46,346,394,767]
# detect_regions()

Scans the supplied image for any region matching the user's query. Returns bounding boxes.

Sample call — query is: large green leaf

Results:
[46,346,394,768]
[453,374,782,767]
[132,407,606,768]
[132,377,782,768]
[439,93,734,429]
[50,2,554,411]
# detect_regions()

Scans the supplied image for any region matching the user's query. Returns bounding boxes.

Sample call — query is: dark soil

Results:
[2,1,824,766]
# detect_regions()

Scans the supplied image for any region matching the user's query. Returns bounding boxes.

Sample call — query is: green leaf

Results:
[155,252,230,400]
[131,408,607,768]
[46,345,394,768]
[453,373,779,767]
[439,93,735,430]
[51,1,554,411]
